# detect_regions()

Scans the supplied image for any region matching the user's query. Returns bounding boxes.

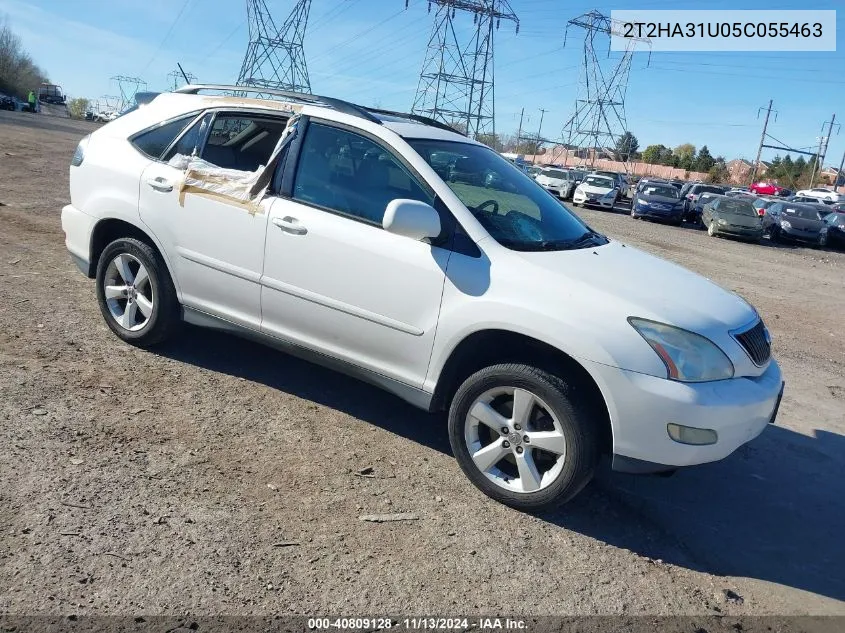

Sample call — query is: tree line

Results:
[0,18,48,99]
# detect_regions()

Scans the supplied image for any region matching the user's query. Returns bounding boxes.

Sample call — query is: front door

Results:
[260,121,450,388]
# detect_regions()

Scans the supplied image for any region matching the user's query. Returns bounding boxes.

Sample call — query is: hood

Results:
[781,214,824,231]
[516,241,755,334]
[637,193,682,205]
[716,211,762,228]
[578,183,614,195]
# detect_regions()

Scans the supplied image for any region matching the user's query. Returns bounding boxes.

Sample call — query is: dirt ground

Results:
[1,110,843,617]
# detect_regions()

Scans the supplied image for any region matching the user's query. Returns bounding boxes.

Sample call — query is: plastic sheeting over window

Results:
[168,113,302,214]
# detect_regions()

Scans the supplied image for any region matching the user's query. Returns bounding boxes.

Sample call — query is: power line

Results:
[138,0,195,76]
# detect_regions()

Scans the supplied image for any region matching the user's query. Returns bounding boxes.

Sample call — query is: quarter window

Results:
[293,123,433,224]
[131,115,197,159]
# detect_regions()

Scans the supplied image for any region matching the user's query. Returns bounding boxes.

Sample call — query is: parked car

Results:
[724,189,754,198]
[751,197,778,217]
[786,195,826,204]
[61,84,783,510]
[686,191,723,224]
[763,201,828,245]
[94,110,119,122]
[776,188,793,197]
[681,184,726,213]
[702,196,764,242]
[830,202,845,213]
[749,182,785,196]
[631,182,684,225]
[572,174,619,208]
[0,92,15,110]
[535,168,577,199]
[795,187,842,204]
[819,211,845,249]
[448,156,484,186]
[592,170,629,197]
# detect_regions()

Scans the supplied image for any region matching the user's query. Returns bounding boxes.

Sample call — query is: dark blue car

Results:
[630,183,685,225]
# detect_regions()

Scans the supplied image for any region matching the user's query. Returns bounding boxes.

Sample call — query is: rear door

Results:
[138,109,289,330]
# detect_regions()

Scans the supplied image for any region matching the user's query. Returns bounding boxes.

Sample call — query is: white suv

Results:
[62,85,784,510]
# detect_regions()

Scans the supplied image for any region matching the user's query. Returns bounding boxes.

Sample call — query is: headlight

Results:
[780,220,791,229]
[718,218,727,225]
[636,198,649,207]
[629,318,734,382]
[71,134,90,167]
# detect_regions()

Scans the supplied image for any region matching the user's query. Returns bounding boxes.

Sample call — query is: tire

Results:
[770,229,779,244]
[448,363,599,511]
[707,221,717,237]
[631,208,639,219]
[95,238,179,348]
[819,232,828,247]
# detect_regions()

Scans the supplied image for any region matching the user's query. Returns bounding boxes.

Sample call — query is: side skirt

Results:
[182,306,434,412]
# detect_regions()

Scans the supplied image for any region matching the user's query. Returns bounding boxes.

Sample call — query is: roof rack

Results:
[173,84,464,136]
[366,108,465,136]
[174,84,381,123]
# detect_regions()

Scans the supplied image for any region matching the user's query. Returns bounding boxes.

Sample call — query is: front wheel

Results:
[819,232,828,247]
[707,221,717,237]
[95,238,180,347]
[448,364,599,511]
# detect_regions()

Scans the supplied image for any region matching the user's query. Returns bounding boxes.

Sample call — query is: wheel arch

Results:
[430,329,613,455]
[88,218,181,298]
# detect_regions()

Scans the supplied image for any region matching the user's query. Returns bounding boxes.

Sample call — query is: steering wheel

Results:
[476,199,499,214]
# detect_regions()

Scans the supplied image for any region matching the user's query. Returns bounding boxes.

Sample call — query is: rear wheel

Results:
[95,238,179,347]
[448,364,599,511]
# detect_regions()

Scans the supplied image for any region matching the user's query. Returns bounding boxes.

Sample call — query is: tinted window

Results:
[409,138,605,252]
[132,115,196,159]
[783,205,823,220]
[200,113,287,172]
[164,113,211,160]
[293,123,433,224]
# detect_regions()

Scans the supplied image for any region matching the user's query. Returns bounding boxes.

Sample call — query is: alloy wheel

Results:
[102,253,154,331]
[464,386,567,494]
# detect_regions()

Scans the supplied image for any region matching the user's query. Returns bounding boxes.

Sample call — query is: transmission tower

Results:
[561,10,650,172]
[409,0,518,138]
[168,68,197,91]
[237,0,312,95]
[110,76,147,112]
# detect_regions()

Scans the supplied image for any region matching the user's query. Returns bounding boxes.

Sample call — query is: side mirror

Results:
[383,199,441,241]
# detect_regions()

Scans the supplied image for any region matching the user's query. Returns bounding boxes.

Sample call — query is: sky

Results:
[3,0,845,166]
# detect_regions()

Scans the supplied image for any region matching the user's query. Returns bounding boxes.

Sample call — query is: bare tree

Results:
[0,17,49,99]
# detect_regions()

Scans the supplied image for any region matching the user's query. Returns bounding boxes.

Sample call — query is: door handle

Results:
[145,176,173,192]
[272,216,307,235]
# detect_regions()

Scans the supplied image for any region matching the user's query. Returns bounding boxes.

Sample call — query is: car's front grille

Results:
[734,319,771,366]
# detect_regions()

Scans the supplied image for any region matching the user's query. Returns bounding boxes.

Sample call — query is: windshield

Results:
[408,139,607,251]
[783,205,823,220]
[719,199,756,216]
[541,169,569,180]
[583,175,614,188]
[641,185,679,198]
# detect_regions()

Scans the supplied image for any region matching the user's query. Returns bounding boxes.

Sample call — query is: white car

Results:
[535,167,576,199]
[61,84,784,510]
[795,187,841,203]
[572,174,620,209]
[94,110,118,123]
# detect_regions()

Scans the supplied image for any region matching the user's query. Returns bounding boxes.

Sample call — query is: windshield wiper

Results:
[567,230,606,247]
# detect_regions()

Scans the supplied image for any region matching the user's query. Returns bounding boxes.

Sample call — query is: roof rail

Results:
[174,84,380,124]
[174,85,465,136]
[366,108,466,136]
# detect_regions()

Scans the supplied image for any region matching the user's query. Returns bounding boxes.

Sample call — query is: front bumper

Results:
[634,204,683,221]
[61,204,95,277]
[573,191,615,208]
[712,224,763,239]
[580,357,784,470]
[780,228,821,243]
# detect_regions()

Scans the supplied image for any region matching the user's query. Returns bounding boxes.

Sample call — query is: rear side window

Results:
[131,115,196,159]
[199,113,288,172]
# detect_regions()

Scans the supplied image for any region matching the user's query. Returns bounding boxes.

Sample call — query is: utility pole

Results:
[836,146,845,194]
[749,100,775,185]
[810,114,837,188]
[533,108,547,165]
[516,107,525,154]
